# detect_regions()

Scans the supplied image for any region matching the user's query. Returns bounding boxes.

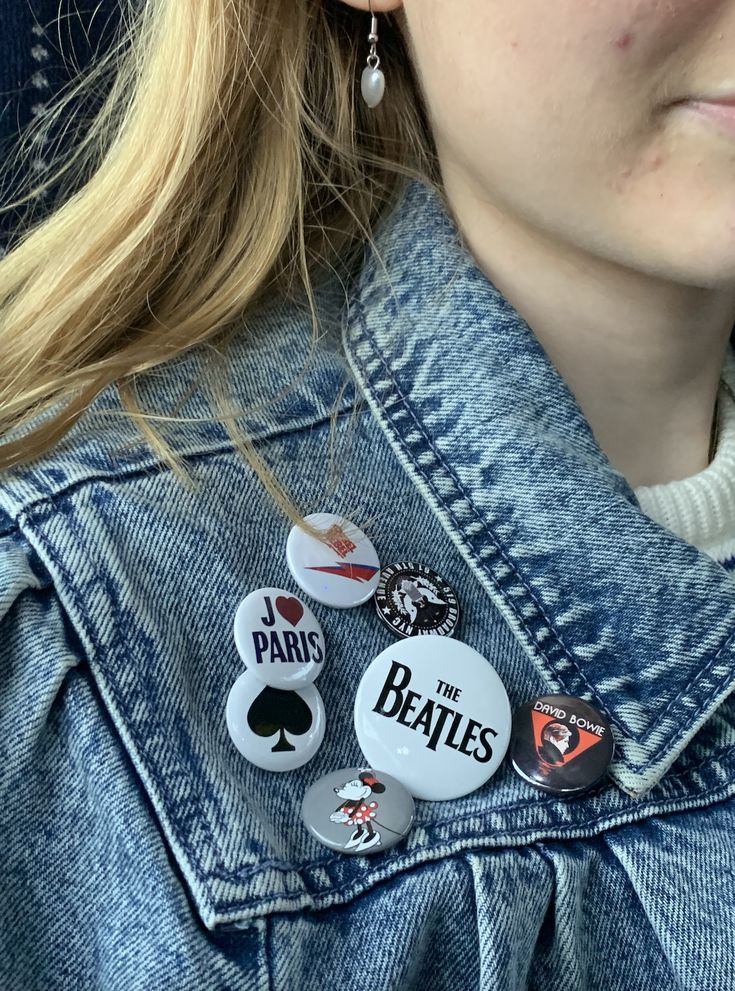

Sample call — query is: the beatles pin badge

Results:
[509,693,614,795]
[301,766,415,855]
[373,562,460,638]
[353,636,512,800]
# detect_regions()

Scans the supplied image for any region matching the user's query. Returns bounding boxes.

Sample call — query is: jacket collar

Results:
[342,174,735,799]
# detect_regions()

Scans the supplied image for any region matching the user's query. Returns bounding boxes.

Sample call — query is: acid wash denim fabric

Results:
[2,175,735,991]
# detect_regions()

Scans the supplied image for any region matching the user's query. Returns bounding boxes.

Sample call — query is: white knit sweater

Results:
[634,343,735,571]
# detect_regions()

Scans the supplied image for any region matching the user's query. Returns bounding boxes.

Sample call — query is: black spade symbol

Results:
[247,685,313,752]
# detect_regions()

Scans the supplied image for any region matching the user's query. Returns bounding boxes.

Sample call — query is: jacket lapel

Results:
[342,175,735,799]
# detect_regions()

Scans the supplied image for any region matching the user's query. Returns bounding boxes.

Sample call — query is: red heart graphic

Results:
[275,595,304,627]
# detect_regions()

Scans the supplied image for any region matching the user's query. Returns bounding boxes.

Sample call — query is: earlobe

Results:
[335,0,404,12]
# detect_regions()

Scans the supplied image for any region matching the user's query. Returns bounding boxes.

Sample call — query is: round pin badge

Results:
[374,562,459,639]
[353,637,512,800]
[509,693,614,795]
[226,669,326,771]
[301,766,415,856]
[233,587,325,689]
[286,512,380,608]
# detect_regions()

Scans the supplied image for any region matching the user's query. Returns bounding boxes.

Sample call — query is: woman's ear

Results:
[333,0,404,12]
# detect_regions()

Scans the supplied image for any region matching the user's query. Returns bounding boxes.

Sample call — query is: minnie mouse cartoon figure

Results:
[329,770,386,852]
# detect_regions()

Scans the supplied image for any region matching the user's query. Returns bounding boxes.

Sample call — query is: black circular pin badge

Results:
[373,562,460,639]
[509,694,614,795]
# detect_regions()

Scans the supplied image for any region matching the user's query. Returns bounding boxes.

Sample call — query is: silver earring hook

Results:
[361,0,385,107]
[367,0,380,71]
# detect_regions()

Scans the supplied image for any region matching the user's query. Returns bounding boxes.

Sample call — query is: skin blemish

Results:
[610,167,634,195]
[614,31,634,50]
[609,144,667,195]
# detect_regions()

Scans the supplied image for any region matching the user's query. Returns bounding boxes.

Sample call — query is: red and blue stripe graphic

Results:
[305,562,380,583]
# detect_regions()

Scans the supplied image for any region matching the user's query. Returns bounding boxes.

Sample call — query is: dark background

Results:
[0,0,124,253]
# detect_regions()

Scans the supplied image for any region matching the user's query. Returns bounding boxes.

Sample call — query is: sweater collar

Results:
[634,349,735,559]
[342,174,735,799]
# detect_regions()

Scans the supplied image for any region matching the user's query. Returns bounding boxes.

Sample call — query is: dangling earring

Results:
[361,0,385,108]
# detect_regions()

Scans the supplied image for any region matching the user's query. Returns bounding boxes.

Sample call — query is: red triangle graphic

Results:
[531,710,604,766]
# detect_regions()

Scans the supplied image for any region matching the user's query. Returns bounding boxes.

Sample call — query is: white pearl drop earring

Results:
[360,0,385,108]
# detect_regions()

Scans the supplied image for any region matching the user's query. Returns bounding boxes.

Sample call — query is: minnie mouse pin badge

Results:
[301,767,415,855]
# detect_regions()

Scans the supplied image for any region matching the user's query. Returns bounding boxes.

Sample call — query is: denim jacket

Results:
[2,175,735,991]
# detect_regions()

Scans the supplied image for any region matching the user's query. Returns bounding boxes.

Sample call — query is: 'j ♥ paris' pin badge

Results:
[286,512,380,608]
[233,587,325,689]
[301,766,415,856]
[373,562,460,638]
[226,669,326,771]
[353,636,512,800]
[509,694,614,795]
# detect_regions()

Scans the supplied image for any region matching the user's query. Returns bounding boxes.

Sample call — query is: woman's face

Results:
[396,0,735,289]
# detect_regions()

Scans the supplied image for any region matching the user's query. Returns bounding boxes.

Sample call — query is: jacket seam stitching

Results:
[348,302,618,710]
[6,403,359,526]
[25,501,232,888]
[211,761,735,902]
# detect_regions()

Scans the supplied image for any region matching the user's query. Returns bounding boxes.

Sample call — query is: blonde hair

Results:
[0,0,441,542]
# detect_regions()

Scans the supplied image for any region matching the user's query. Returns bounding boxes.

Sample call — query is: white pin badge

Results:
[233,587,325,689]
[353,637,512,800]
[226,668,326,771]
[286,512,380,608]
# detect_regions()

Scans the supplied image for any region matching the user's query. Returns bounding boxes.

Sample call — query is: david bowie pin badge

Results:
[373,562,460,638]
[509,693,614,795]
[301,766,415,855]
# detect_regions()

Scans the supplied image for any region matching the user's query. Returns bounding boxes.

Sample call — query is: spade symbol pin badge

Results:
[226,668,326,771]
[247,684,314,752]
